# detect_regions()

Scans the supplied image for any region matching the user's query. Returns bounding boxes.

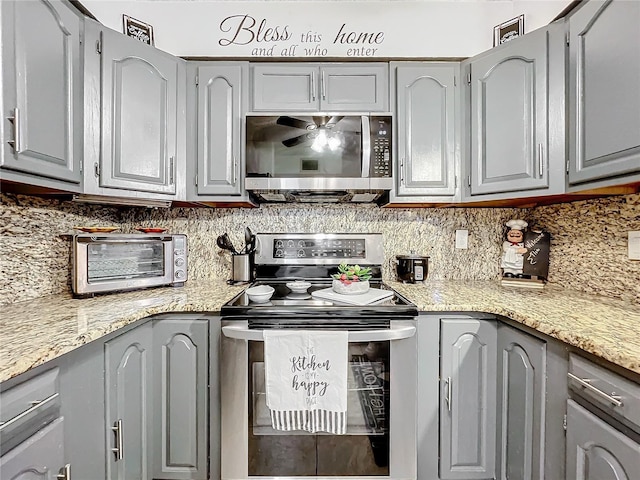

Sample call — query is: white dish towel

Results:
[263,330,348,434]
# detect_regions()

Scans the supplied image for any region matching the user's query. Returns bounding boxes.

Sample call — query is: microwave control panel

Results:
[370,116,392,178]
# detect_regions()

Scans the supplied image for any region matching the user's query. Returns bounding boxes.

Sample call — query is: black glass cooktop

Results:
[221,280,417,319]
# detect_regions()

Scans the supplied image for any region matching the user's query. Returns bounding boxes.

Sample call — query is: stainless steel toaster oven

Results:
[72,234,187,296]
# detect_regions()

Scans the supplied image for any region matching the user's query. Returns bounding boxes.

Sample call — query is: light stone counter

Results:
[1,280,639,383]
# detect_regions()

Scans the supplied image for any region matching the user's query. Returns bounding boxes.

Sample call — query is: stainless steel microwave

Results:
[245,114,392,203]
[72,234,187,296]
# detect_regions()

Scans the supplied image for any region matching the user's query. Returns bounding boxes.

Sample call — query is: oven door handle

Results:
[221,325,416,342]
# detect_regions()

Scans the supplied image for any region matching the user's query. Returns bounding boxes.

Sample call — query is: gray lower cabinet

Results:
[251,63,388,112]
[83,19,185,199]
[152,318,209,480]
[186,62,249,200]
[465,22,565,200]
[440,318,497,480]
[566,400,640,479]
[495,324,547,480]
[0,0,82,190]
[567,0,640,187]
[0,417,66,480]
[105,322,154,480]
[390,63,459,203]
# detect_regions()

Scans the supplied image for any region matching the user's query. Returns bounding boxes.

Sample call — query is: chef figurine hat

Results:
[506,219,528,230]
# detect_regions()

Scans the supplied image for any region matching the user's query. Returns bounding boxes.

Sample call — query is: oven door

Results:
[220,319,417,479]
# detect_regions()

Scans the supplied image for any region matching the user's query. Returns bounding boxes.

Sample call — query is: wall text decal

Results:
[218,14,386,57]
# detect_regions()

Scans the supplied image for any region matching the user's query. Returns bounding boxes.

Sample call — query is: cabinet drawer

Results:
[568,354,640,429]
[0,368,60,454]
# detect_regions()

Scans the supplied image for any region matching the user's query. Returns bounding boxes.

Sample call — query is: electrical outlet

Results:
[629,231,640,260]
[455,229,469,249]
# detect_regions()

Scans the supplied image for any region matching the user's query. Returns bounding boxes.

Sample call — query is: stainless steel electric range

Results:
[220,233,418,480]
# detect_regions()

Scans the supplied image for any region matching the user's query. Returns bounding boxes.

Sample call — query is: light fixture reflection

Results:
[311,129,341,152]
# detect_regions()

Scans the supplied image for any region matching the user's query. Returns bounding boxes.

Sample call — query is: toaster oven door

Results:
[73,236,174,294]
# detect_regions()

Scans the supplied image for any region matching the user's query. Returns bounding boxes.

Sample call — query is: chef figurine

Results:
[501,219,528,278]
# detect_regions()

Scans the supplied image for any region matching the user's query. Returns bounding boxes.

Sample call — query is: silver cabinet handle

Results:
[444,377,452,412]
[321,71,326,100]
[231,156,237,185]
[0,392,59,433]
[111,419,124,461]
[57,464,71,480]
[568,372,623,407]
[222,324,416,342]
[311,72,316,101]
[169,156,175,185]
[537,144,544,177]
[7,107,21,153]
[400,158,405,185]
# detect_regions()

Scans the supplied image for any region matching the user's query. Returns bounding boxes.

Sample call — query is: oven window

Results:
[246,116,363,178]
[86,241,165,282]
[248,340,390,476]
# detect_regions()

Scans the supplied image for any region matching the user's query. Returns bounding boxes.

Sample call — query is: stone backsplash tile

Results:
[2,192,638,305]
[530,194,640,303]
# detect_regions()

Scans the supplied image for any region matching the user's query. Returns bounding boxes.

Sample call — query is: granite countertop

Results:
[1,280,639,383]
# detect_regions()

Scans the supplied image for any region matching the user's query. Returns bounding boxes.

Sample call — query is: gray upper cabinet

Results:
[152,318,209,480]
[440,318,497,480]
[0,417,66,480]
[98,27,180,195]
[466,22,566,199]
[251,63,388,112]
[567,0,640,187]
[0,0,82,189]
[391,63,459,201]
[566,400,640,479]
[190,63,247,197]
[496,324,546,480]
[104,323,153,480]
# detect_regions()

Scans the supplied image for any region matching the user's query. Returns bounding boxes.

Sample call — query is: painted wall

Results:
[2,193,639,305]
[81,0,571,58]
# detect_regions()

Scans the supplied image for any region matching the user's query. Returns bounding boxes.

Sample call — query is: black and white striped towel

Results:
[263,330,348,434]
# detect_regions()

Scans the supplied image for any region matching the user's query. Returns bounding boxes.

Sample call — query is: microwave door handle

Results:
[221,324,416,342]
[361,115,371,177]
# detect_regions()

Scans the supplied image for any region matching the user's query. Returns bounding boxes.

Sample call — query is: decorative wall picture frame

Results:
[493,15,524,47]
[123,15,154,46]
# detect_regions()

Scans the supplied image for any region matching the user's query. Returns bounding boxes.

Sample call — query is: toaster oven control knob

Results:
[175,258,185,267]
[175,270,185,279]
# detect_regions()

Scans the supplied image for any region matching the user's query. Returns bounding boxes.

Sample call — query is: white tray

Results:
[311,287,394,306]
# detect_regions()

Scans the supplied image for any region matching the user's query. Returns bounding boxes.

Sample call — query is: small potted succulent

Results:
[331,263,372,295]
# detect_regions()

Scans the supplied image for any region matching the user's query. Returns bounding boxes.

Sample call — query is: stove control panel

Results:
[273,238,366,259]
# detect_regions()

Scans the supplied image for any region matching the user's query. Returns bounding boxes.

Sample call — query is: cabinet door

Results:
[0,417,65,480]
[0,0,81,185]
[395,64,456,197]
[251,64,317,111]
[100,29,178,195]
[568,0,640,185]
[321,64,388,111]
[566,400,640,480]
[152,319,209,480]
[440,318,497,480]
[105,323,153,480]
[470,27,550,195]
[196,65,245,196]
[496,324,546,480]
